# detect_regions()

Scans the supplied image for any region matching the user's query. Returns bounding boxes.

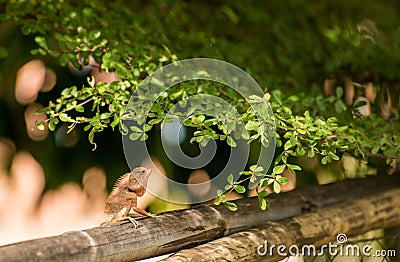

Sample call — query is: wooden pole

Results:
[0,175,398,262]
[162,187,400,262]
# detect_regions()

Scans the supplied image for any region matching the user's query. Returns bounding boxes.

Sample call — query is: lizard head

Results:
[129,167,152,197]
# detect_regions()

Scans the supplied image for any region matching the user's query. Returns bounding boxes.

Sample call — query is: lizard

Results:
[100,166,154,227]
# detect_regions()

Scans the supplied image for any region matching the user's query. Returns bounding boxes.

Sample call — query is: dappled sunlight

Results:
[0,143,108,245]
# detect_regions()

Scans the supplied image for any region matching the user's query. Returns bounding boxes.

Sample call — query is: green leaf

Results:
[34,36,48,50]
[260,178,274,187]
[227,174,234,185]
[287,164,301,175]
[277,176,288,185]
[130,126,143,133]
[224,201,238,211]
[148,118,162,125]
[273,165,285,175]
[88,130,95,145]
[254,166,264,173]
[307,149,315,158]
[258,195,268,210]
[129,132,142,140]
[273,181,281,194]
[321,156,330,165]
[226,136,237,147]
[75,105,84,112]
[234,185,246,193]
[59,54,69,66]
[371,145,380,154]
[328,151,340,161]
[284,140,293,150]
[37,121,45,131]
[59,113,72,122]
[336,87,344,98]
[48,119,56,131]
[273,91,282,105]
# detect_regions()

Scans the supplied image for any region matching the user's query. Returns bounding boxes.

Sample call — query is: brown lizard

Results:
[101,167,154,227]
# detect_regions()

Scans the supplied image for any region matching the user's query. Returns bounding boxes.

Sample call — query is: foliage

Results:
[1,0,400,210]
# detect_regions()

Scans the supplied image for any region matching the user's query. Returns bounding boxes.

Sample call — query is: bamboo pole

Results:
[162,187,400,262]
[0,175,398,262]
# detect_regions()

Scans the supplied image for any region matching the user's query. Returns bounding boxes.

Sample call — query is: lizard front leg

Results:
[132,206,155,217]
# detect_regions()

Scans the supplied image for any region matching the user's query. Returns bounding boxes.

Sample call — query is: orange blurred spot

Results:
[24,103,48,141]
[187,169,211,197]
[344,77,355,106]
[15,60,46,104]
[323,79,335,96]
[0,138,16,170]
[82,167,107,217]
[40,68,57,92]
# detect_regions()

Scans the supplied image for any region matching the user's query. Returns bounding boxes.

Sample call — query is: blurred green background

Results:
[1,0,399,191]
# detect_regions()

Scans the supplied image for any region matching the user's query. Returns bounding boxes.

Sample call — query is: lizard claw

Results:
[125,216,139,228]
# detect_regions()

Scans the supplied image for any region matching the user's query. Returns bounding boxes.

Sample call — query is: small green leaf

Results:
[130,126,143,133]
[34,36,48,50]
[75,105,84,112]
[277,176,288,185]
[59,113,72,122]
[100,113,111,119]
[48,119,56,131]
[224,201,238,211]
[328,151,340,161]
[288,164,301,171]
[227,174,234,185]
[321,156,329,165]
[148,118,162,125]
[227,136,237,147]
[254,166,264,173]
[307,149,315,158]
[88,130,94,144]
[234,185,246,193]
[59,53,69,66]
[296,147,306,156]
[260,178,274,187]
[37,121,45,131]
[371,145,380,154]
[129,132,142,140]
[284,140,293,150]
[336,87,344,98]
[225,184,233,190]
[110,118,120,128]
[273,181,281,193]
[197,114,205,123]
[273,165,285,175]
[258,195,268,210]
[287,164,301,175]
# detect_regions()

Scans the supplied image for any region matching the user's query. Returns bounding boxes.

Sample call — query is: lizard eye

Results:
[127,188,135,193]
